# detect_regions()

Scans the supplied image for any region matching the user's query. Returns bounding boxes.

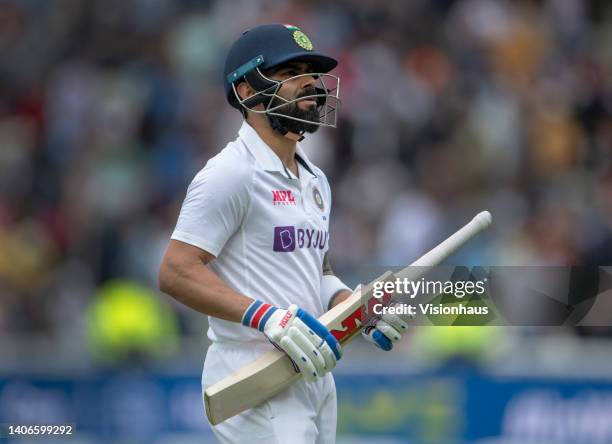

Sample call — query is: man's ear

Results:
[236,81,256,102]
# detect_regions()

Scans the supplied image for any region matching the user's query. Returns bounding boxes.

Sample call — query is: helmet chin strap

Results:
[268,114,305,141]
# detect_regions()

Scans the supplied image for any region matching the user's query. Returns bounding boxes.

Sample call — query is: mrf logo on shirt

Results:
[272,190,296,206]
[273,226,328,252]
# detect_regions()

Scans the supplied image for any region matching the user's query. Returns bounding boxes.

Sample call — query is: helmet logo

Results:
[293,30,313,51]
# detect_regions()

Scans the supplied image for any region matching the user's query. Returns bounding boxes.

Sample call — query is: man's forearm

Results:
[322,252,352,310]
[328,288,352,310]
[159,255,252,323]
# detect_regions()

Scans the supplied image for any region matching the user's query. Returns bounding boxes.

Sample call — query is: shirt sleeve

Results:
[171,154,253,256]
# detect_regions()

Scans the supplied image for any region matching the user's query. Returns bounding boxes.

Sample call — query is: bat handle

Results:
[409,211,492,267]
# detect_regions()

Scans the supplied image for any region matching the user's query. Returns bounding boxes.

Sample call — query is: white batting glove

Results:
[355,284,410,351]
[242,300,342,381]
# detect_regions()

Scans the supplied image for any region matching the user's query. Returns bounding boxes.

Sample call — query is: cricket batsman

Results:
[159,23,408,443]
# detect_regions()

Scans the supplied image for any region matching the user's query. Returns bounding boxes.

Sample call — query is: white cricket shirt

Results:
[171,121,332,343]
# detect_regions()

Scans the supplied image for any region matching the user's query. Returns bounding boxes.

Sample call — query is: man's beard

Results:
[268,88,321,134]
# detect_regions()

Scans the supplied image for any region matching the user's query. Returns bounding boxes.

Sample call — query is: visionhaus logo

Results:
[273,226,328,252]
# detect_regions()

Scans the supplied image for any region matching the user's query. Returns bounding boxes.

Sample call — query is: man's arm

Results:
[322,252,352,309]
[159,239,252,322]
[159,239,342,380]
[329,290,352,308]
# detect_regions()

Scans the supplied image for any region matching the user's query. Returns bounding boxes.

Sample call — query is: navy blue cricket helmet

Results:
[222,24,341,132]
[223,23,337,107]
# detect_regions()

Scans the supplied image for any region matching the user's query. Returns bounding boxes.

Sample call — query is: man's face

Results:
[265,62,320,134]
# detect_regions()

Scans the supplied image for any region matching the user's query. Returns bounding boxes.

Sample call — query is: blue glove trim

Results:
[242,300,262,326]
[372,329,393,351]
[296,308,341,360]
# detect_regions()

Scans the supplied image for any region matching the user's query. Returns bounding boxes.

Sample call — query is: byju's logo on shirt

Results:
[272,190,296,206]
[273,226,329,252]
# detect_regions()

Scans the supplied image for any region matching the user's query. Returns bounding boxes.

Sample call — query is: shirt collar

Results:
[238,121,318,178]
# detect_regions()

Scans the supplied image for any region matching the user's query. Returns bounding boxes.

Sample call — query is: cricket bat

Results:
[204,210,493,425]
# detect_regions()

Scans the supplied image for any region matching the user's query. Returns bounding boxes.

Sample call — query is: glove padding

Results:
[362,310,409,350]
[263,304,342,381]
[355,284,410,351]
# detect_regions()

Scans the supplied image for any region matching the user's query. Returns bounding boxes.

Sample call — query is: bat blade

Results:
[204,211,492,425]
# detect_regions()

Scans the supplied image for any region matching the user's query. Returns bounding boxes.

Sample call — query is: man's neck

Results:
[247,119,300,173]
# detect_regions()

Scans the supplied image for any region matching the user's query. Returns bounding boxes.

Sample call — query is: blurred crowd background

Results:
[1,0,612,442]
[2,0,612,338]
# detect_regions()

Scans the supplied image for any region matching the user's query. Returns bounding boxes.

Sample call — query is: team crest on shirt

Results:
[312,186,324,211]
